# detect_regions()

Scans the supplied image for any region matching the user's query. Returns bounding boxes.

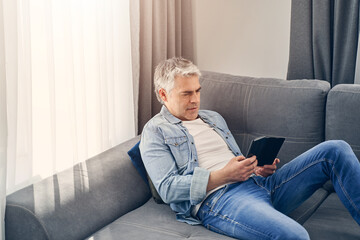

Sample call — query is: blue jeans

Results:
[197,140,360,240]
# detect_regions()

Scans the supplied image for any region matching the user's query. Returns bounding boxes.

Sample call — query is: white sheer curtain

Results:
[1,0,134,238]
[0,0,7,239]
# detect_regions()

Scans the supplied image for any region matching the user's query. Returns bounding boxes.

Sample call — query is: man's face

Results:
[160,75,201,121]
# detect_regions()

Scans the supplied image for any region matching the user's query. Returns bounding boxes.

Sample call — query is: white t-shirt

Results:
[182,118,235,215]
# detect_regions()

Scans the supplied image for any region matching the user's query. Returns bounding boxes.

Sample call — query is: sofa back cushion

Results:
[326,84,360,159]
[200,71,330,167]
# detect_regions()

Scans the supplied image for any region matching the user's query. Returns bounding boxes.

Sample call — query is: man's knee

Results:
[320,140,352,157]
[322,140,350,151]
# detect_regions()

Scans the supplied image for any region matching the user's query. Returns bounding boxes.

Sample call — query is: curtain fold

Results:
[131,0,194,134]
[354,3,360,85]
[287,0,360,86]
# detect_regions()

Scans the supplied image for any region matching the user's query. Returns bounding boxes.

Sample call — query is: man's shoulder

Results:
[142,112,180,135]
[143,113,168,129]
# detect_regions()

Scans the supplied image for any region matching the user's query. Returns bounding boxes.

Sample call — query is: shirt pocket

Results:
[215,127,241,156]
[164,136,189,169]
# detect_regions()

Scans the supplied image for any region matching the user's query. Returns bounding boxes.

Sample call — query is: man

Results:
[140,57,360,239]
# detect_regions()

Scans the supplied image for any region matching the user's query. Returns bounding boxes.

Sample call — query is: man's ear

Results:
[159,88,167,102]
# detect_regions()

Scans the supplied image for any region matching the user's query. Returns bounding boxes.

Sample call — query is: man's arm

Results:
[140,125,210,205]
[206,155,258,192]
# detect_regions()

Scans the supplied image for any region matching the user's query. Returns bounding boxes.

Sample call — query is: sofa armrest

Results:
[5,136,151,240]
[326,84,360,159]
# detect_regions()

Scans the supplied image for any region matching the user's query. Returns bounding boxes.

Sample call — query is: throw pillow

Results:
[127,141,164,204]
[127,141,148,185]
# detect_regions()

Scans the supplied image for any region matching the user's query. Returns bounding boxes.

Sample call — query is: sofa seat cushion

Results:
[85,199,235,240]
[303,193,360,240]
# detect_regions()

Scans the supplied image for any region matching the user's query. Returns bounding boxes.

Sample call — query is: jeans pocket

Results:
[205,185,228,212]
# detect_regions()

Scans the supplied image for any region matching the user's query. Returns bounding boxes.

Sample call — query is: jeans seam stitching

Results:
[332,166,360,214]
[272,159,329,193]
[209,185,228,212]
[206,224,228,236]
[208,210,274,239]
[252,177,271,195]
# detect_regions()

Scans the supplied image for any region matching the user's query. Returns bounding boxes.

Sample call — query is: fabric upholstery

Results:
[86,199,235,240]
[5,136,151,240]
[288,188,330,225]
[326,84,360,159]
[6,71,360,240]
[200,71,331,167]
[304,193,360,239]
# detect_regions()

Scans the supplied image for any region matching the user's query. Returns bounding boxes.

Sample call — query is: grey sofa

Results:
[5,71,360,240]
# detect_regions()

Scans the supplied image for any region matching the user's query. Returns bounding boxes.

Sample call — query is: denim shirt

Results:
[139,106,242,225]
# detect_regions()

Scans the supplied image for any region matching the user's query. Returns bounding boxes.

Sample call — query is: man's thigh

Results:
[257,141,340,214]
[197,180,309,240]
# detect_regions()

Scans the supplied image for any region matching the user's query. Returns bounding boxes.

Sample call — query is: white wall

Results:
[193,0,291,79]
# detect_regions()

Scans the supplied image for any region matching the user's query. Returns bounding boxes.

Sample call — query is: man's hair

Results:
[154,57,201,104]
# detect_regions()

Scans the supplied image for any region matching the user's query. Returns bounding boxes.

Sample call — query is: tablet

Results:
[246,136,285,166]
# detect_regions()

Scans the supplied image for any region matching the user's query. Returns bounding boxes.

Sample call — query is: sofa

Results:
[5,71,360,240]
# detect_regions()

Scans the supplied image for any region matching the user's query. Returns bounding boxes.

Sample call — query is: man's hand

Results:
[223,155,258,182]
[255,158,280,177]
[207,155,257,192]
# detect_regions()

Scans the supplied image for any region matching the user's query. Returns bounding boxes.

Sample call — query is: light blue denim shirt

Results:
[139,106,242,225]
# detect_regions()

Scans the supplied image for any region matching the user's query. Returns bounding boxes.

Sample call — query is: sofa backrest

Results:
[5,136,151,240]
[326,84,360,159]
[200,71,331,167]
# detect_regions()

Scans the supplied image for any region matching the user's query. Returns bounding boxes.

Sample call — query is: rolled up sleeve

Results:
[190,167,210,205]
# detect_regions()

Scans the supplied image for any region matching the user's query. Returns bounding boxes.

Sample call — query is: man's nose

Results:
[190,92,200,103]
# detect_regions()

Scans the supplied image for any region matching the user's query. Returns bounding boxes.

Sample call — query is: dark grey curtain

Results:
[287,0,360,87]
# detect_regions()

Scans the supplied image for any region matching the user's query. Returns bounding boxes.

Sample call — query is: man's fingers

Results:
[242,159,258,173]
[256,167,272,176]
[262,168,276,174]
[263,164,277,171]
[234,155,246,161]
[262,158,280,168]
[243,155,257,164]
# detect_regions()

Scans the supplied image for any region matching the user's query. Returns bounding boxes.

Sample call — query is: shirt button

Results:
[194,159,197,162]
[191,142,194,144]
[226,136,229,139]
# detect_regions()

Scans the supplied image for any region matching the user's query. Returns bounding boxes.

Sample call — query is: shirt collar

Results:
[160,105,182,124]
[160,105,211,125]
